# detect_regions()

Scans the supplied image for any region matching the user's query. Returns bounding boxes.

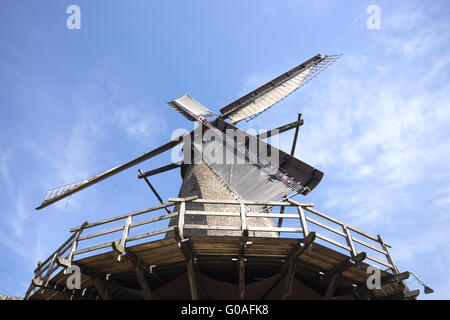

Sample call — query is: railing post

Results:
[67,221,88,265]
[41,253,58,294]
[117,216,132,262]
[240,202,247,233]
[377,235,399,274]
[239,202,248,300]
[178,201,186,240]
[57,221,89,271]
[342,225,357,258]
[287,199,309,238]
[24,261,41,299]
[378,234,411,294]
[297,205,309,238]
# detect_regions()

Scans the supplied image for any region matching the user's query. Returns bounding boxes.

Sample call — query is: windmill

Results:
[26,53,425,301]
[36,53,338,212]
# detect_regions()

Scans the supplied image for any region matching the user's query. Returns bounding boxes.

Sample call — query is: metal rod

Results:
[138,162,182,179]
[255,118,303,139]
[290,114,302,156]
[138,169,171,214]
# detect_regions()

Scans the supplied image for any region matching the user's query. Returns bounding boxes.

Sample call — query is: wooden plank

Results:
[69,202,176,232]
[78,225,124,241]
[126,226,176,243]
[303,206,344,227]
[349,227,391,248]
[184,224,241,231]
[306,216,346,237]
[189,199,313,207]
[186,210,240,217]
[351,236,388,255]
[247,213,299,219]
[168,195,199,203]
[34,232,78,273]
[73,242,112,256]
[362,252,394,270]
[248,226,302,233]
[315,233,352,253]
[129,212,177,228]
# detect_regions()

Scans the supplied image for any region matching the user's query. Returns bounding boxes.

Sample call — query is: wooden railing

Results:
[25,196,400,299]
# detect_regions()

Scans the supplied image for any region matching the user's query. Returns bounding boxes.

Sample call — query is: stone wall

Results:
[166,163,278,238]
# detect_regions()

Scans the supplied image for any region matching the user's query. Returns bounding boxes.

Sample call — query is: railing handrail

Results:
[27,197,399,299]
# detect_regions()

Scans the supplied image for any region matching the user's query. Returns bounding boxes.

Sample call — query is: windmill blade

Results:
[167,93,216,121]
[220,54,342,124]
[36,136,185,210]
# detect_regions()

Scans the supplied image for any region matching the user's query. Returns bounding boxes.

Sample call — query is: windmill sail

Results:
[220,54,341,123]
[35,136,185,210]
[36,54,339,211]
[167,93,215,121]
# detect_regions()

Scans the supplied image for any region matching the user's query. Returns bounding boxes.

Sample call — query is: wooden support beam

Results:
[322,252,366,300]
[404,289,420,299]
[31,278,96,300]
[238,258,245,300]
[238,229,249,300]
[379,289,420,300]
[323,272,340,300]
[238,208,248,298]
[381,271,410,286]
[133,261,154,300]
[353,272,410,300]
[111,241,165,285]
[174,228,199,300]
[57,261,145,300]
[92,276,111,300]
[186,257,199,300]
[260,232,316,300]
[282,232,316,299]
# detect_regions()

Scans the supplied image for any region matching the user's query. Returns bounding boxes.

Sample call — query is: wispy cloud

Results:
[235,3,450,298]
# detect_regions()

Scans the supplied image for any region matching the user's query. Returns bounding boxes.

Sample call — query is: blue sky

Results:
[0,0,449,299]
